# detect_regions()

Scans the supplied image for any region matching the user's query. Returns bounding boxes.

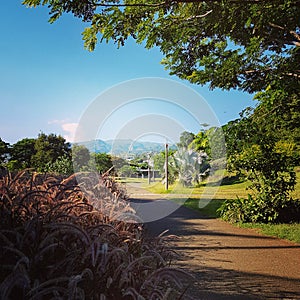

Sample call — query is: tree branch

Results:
[284,72,300,79]
[95,2,166,8]
[185,10,213,20]
[94,0,300,8]
[269,22,300,47]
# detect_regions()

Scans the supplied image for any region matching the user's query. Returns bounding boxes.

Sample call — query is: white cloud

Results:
[48,119,79,142]
[48,119,70,125]
[62,123,78,143]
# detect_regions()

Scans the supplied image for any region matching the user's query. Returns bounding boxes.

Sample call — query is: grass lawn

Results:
[182,198,224,218]
[143,178,251,199]
[238,223,300,244]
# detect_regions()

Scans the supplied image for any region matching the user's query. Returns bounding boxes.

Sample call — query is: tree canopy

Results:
[0,138,9,166]
[8,138,36,170]
[72,144,91,171]
[32,133,71,171]
[23,0,300,93]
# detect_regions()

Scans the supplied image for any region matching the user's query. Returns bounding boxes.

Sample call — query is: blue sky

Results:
[0,1,256,144]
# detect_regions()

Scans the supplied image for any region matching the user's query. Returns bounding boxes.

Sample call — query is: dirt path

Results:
[127,184,300,300]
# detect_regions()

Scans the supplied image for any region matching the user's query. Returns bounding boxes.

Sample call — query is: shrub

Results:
[44,155,74,175]
[224,136,299,224]
[218,195,300,223]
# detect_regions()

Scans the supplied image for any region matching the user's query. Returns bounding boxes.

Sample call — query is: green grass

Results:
[239,223,300,244]
[182,198,224,218]
[142,168,300,200]
[116,177,148,184]
[144,177,251,199]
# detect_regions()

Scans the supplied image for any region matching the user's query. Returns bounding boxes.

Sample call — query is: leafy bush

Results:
[218,195,300,223]
[0,170,191,299]
[44,155,74,175]
[223,128,299,223]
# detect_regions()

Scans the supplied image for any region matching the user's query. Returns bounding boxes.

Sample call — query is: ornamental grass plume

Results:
[0,170,193,299]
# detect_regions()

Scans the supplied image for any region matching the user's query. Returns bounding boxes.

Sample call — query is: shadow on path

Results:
[183,265,300,300]
[131,197,300,299]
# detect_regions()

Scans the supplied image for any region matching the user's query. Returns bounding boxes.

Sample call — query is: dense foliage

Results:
[0,170,191,299]
[220,89,300,223]
[1,133,72,173]
[23,0,300,93]
[7,138,36,170]
[33,133,72,172]
[90,152,113,174]
[0,138,9,166]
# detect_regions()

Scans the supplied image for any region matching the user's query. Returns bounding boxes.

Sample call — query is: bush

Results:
[0,170,191,299]
[44,155,74,175]
[218,195,300,223]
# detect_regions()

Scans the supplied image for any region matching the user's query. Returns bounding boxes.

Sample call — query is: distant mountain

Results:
[76,140,111,153]
[76,139,177,155]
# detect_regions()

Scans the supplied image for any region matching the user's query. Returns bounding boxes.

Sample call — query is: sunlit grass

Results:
[143,177,251,199]
[239,223,300,244]
[120,167,300,200]
[182,198,224,218]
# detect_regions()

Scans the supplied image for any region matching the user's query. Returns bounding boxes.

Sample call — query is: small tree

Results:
[72,144,90,172]
[174,148,210,187]
[153,150,177,184]
[90,152,113,174]
[119,164,137,178]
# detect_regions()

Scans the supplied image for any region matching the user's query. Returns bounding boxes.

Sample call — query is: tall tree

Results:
[23,0,300,222]
[23,0,300,93]
[8,138,36,170]
[32,133,71,171]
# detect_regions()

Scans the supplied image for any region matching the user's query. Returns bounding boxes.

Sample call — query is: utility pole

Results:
[165,143,168,190]
[148,165,151,184]
[148,153,151,185]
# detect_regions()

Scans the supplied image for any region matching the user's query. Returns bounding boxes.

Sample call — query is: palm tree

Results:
[174,148,210,187]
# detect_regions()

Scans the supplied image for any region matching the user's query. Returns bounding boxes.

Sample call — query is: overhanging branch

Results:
[94,0,300,8]
[269,22,300,47]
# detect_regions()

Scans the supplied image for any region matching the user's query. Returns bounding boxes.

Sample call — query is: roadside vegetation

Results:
[0,170,191,299]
